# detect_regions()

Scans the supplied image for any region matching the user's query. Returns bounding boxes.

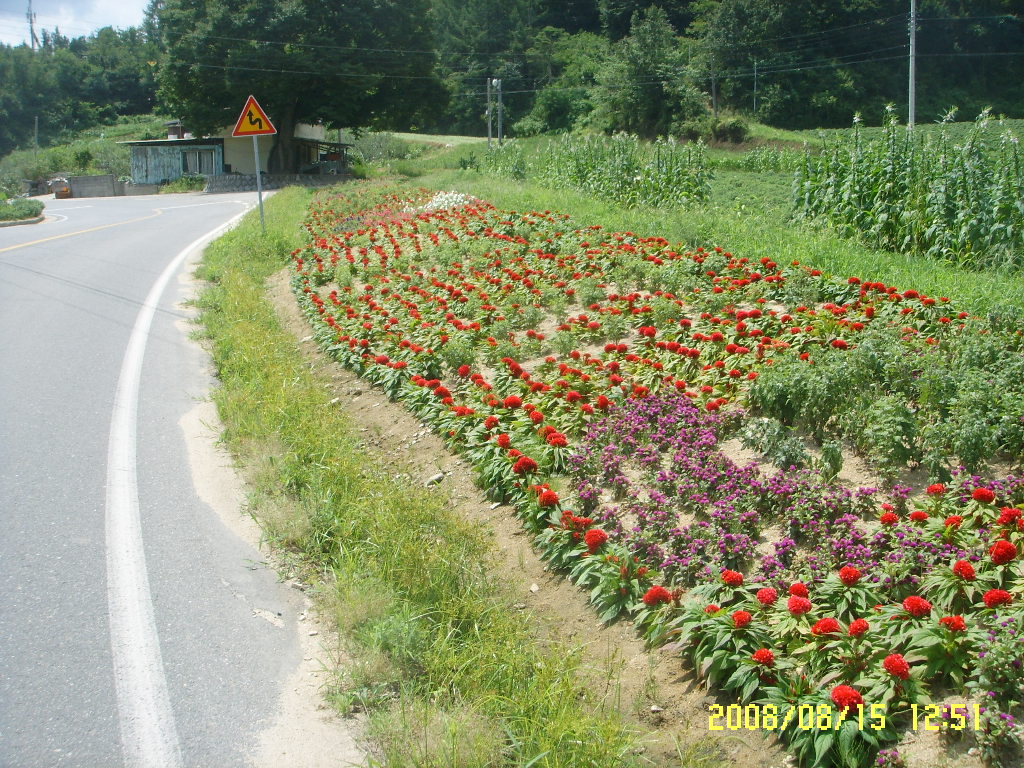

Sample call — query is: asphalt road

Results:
[0,193,347,767]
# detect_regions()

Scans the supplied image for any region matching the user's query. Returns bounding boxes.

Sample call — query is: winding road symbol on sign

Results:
[231,95,277,137]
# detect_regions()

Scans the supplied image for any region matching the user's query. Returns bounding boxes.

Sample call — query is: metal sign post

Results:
[231,95,277,234]
[252,135,266,232]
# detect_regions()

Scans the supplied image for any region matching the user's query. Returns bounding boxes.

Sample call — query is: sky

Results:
[0,0,149,46]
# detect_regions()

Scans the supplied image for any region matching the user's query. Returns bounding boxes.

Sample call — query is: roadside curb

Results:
[0,215,45,228]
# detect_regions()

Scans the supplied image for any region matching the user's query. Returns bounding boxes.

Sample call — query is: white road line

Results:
[105,202,252,767]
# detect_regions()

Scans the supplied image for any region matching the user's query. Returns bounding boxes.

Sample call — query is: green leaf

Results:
[813,731,833,766]
[741,674,759,703]
[838,719,858,760]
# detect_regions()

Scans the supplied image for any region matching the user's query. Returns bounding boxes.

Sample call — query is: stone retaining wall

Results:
[204,173,344,194]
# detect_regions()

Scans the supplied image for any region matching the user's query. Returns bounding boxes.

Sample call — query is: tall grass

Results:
[796,108,1024,270]
[482,133,712,208]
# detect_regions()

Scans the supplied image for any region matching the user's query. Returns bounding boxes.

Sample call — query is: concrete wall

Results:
[68,175,116,198]
[222,138,272,175]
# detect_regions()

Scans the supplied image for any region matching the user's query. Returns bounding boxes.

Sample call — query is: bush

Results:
[675,116,749,144]
[159,174,206,193]
[0,198,45,221]
[712,117,749,143]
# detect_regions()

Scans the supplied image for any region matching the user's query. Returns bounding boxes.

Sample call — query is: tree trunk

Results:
[267,101,299,173]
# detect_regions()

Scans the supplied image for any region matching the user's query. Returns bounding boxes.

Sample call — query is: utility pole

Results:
[34,116,38,158]
[26,0,39,50]
[711,72,718,118]
[486,78,493,149]
[753,60,758,115]
[494,78,504,146]
[908,0,917,128]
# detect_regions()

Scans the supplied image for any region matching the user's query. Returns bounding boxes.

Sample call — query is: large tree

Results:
[590,6,706,137]
[156,0,443,172]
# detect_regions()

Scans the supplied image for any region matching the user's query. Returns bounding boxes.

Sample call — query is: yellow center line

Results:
[0,209,164,254]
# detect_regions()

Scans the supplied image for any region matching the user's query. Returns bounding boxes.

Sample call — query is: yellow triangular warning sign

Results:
[232,95,277,137]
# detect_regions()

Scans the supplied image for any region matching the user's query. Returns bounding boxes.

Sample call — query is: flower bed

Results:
[290,184,1024,767]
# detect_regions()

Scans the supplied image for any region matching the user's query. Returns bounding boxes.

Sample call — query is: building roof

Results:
[120,137,224,146]
[121,136,353,147]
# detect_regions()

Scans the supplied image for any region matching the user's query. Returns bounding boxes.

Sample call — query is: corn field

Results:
[795,108,1024,271]
[482,133,712,209]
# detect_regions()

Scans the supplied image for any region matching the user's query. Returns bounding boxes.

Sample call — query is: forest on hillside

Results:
[1,0,1021,160]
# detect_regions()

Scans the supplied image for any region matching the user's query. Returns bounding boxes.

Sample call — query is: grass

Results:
[159,174,206,194]
[193,185,681,768]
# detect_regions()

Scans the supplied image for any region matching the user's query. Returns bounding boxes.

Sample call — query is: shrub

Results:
[0,198,44,221]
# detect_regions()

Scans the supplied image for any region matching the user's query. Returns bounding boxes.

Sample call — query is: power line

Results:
[713,12,907,49]
[918,15,1021,22]
[920,51,1024,57]
[202,33,439,57]
[186,61,441,80]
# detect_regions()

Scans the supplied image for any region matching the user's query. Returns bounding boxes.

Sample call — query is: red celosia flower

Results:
[705,604,720,614]
[752,648,775,667]
[910,510,929,523]
[788,596,812,616]
[789,582,809,598]
[756,587,778,606]
[926,483,947,496]
[497,433,512,449]
[939,615,967,632]
[945,515,964,528]
[952,560,976,581]
[457,365,471,377]
[883,653,911,680]
[880,511,900,526]
[903,596,932,617]
[990,540,1018,565]
[848,618,869,637]
[733,610,753,628]
[831,685,864,712]
[983,589,1013,608]
[546,432,568,448]
[839,566,861,586]
[972,487,996,504]
[642,585,672,607]
[998,507,1023,525]
[584,528,608,553]
[530,410,544,424]
[503,395,522,409]
[484,415,499,430]
[721,569,744,587]
[538,488,559,508]
[811,617,841,635]
[512,456,537,475]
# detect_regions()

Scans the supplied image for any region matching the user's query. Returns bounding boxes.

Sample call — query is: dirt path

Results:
[267,268,792,768]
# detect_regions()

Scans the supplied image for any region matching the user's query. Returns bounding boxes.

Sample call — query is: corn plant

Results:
[481,133,712,208]
[795,107,1024,271]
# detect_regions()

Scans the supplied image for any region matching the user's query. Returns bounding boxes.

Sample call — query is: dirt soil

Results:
[267,269,790,768]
